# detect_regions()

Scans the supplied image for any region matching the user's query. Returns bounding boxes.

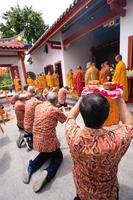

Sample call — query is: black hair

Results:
[34,94,44,101]
[104,61,110,66]
[23,84,28,91]
[79,93,109,129]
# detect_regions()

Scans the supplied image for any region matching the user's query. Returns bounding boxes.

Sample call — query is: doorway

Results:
[44,65,54,75]
[92,41,119,69]
[0,65,20,90]
[54,61,63,88]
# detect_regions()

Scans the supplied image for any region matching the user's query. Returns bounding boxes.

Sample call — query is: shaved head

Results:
[115,54,122,62]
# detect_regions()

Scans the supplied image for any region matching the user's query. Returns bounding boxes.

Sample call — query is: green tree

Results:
[0,5,49,44]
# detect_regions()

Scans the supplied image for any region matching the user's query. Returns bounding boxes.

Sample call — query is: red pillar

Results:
[20,52,27,83]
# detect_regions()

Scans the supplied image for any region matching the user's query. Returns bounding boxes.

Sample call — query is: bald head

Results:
[86,62,92,69]
[115,54,122,62]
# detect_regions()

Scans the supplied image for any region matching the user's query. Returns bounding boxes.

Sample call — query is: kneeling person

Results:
[22,92,66,192]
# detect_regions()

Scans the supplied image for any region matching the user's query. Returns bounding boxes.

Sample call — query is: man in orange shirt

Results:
[22,92,66,192]
[15,94,29,148]
[58,86,70,107]
[65,94,133,200]
[23,86,42,149]
[14,94,28,130]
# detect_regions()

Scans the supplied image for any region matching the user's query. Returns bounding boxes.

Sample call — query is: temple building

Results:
[0,35,28,85]
[28,0,133,101]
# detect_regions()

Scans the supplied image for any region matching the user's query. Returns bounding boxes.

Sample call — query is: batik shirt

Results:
[14,100,25,128]
[33,101,67,152]
[65,115,133,200]
[24,97,42,133]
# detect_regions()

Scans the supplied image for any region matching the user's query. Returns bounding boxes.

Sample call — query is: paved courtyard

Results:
[0,105,133,200]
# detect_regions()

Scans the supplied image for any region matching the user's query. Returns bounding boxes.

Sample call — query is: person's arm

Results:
[117,98,133,125]
[69,98,82,119]
[56,108,67,123]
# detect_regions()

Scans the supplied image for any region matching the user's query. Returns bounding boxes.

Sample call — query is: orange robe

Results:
[104,98,120,126]
[53,73,60,89]
[13,78,21,91]
[73,69,84,96]
[112,61,128,101]
[34,78,42,89]
[26,78,34,86]
[38,75,47,89]
[66,71,74,88]
[99,66,110,84]
[85,67,99,85]
[46,74,54,88]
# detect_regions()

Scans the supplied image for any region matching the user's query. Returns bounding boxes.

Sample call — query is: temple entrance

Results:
[0,65,20,90]
[44,65,54,74]
[91,19,120,70]
[55,61,63,87]
[92,41,119,69]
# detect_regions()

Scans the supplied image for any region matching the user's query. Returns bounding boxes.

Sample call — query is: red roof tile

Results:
[0,35,28,50]
[0,41,25,49]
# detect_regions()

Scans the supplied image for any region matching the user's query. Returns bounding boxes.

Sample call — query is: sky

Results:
[0,0,74,26]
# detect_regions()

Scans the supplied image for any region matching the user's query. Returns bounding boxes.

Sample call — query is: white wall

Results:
[63,33,95,68]
[0,57,19,65]
[28,32,64,74]
[120,0,133,66]
[28,32,67,85]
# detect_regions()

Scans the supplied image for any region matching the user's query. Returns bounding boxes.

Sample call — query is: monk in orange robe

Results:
[66,69,74,88]
[13,76,21,91]
[99,61,111,84]
[46,71,54,88]
[42,73,47,89]
[85,63,99,85]
[53,70,60,90]
[34,75,42,89]
[73,66,84,96]
[37,73,47,89]
[112,54,128,101]
[26,76,34,86]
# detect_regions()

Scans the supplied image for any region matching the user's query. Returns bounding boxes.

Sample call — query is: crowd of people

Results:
[13,70,60,93]
[11,54,133,200]
[66,54,128,101]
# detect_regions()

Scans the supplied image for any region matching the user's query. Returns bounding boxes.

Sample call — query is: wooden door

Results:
[55,62,63,87]
[10,66,20,79]
[44,65,53,74]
